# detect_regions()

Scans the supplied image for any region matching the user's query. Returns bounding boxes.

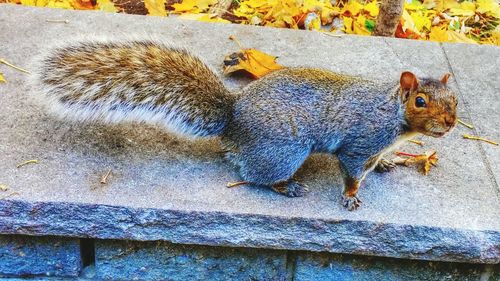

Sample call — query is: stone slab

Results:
[94,240,287,280]
[0,5,499,263]
[0,235,81,277]
[294,252,500,281]
[442,43,500,191]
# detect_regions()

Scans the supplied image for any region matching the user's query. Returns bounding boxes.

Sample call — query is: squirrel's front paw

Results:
[342,194,362,211]
[271,180,309,197]
[375,158,396,173]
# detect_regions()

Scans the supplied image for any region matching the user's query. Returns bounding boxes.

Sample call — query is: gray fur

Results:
[34,42,457,210]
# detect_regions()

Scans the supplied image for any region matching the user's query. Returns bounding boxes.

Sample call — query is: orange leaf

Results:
[223,48,283,79]
[393,150,438,175]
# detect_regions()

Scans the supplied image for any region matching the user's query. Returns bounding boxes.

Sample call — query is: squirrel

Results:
[32,39,458,211]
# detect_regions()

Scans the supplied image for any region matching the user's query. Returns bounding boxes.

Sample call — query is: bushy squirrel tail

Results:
[32,39,233,137]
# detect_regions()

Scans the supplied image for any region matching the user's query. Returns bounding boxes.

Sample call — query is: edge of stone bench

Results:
[0,200,498,264]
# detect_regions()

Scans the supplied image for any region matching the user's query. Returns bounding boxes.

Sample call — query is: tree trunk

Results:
[373,0,405,37]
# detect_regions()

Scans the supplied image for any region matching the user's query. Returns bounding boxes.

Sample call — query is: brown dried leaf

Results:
[393,150,438,175]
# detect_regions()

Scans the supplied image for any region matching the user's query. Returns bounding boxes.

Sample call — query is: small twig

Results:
[16,159,39,168]
[463,134,498,146]
[395,151,419,157]
[0,58,30,74]
[100,169,112,184]
[46,19,69,24]
[408,139,425,146]
[228,35,245,49]
[457,119,474,129]
[322,32,343,37]
[226,181,249,188]
[0,184,8,192]
[0,192,20,200]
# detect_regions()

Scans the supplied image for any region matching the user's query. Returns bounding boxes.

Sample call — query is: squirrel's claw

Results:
[375,158,397,173]
[271,180,309,197]
[342,194,362,211]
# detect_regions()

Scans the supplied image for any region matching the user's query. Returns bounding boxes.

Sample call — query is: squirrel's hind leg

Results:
[233,143,312,197]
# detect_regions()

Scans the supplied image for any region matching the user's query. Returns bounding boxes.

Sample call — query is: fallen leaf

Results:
[96,0,118,12]
[223,39,283,79]
[0,73,5,83]
[364,0,379,17]
[343,17,353,33]
[342,1,364,17]
[145,0,167,16]
[0,184,8,192]
[179,13,230,23]
[393,150,438,175]
[446,30,478,44]
[172,0,197,13]
[195,0,217,11]
[73,0,94,10]
[353,14,370,35]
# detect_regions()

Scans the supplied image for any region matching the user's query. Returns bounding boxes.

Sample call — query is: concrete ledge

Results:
[0,4,499,264]
[1,200,498,264]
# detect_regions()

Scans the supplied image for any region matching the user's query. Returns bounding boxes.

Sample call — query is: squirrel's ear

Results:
[400,71,418,91]
[440,73,452,84]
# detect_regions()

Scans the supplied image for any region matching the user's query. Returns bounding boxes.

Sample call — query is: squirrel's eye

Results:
[415,97,426,107]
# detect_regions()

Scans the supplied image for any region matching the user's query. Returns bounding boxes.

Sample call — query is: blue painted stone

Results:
[95,240,287,280]
[0,235,81,278]
[294,253,500,281]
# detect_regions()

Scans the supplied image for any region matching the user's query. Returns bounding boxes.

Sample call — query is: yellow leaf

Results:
[223,48,283,79]
[342,1,364,16]
[364,0,379,17]
[434,0,460,11]
[343,17,354,34]
[178,13,230,23]
[429,25,448,42]
[172,0,197,13]
[195,0,217,11]
[353,14,370,35]
[0,73,5,83]
[410,10,432,32]
[491,26,500,46]
[448,8,475,17]
[145,0,167,16]
[245,0,269,9]
[401,10,417,33]
[320,6,340,25]
[46,0,74,9]
[429,26,479,44]
[476,0,500,17]
[233,3,254,19]
[460,1,476,11]
[446,30,478,44]
[96,0,118,12]
[20,0,36,5]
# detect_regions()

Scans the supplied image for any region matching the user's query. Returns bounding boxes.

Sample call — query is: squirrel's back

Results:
[33,39,233,137]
